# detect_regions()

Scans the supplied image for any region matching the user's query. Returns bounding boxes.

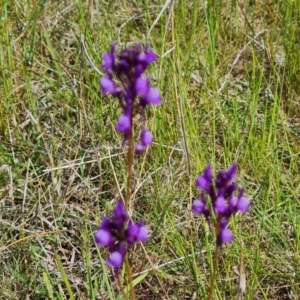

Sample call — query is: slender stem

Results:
[116,272,128,300]
[124,254,135,300]
[208,222,220,300]
[125,129,134,210]
[208,244,219,300]
[124,128,135,299]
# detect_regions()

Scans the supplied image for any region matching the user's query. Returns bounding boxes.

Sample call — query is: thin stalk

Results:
[124,254,135,300]
[125,129,134,210]
[116,273,128,300]
[208,245,219,300]
[124,128,135,299]
[208,222,220,300]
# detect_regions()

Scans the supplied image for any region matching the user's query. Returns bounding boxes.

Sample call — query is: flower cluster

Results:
[100,43,162,152]
[192,164,249,247]
[95,199,148,272]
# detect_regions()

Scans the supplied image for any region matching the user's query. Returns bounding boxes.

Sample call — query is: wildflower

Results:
[100,43,162,153]
[95,199,149,272]
[192,164,249,246]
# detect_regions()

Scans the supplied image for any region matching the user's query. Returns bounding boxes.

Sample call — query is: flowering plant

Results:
[100,44,162,152]
[192,164,249,246]
[95,199,148,273]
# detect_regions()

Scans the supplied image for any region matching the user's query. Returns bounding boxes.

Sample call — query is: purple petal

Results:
[237,197,249,212]
[126,221,149,244]
[107,251,123,269]
[196,165,213,190]
[214,196,227,213]
[204,164,213,179]
[113,199,127,216]
[115,115,131,133]
[145,88,162,106]
[219,227,234,244]
[95,229,113,247]
[112,199,128,230]
[229,196,238,208]
[137,225,148,242]
[135,144,145,154]
[141,129,153,146]
[126,222,139,245]
[226,164,237,181]
[138,51,156,65]
[103,53,113,71]
[217,164,237,188]
[135,77,150,95]
[192,199,206,215]
[100,77,116,94]
[195,175,208,190]
[127,222,138,235]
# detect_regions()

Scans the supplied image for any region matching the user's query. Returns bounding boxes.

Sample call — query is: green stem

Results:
[125,129,134,210]
[124,128,135,299]
[208,222,220,300]
[124,254,135,300]
[116,273,128,300]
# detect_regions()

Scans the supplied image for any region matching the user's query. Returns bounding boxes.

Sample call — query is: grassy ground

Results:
[0,0,300,299]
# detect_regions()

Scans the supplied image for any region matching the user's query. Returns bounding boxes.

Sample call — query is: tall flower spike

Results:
[100,43,162,153]
[192,164,249,247]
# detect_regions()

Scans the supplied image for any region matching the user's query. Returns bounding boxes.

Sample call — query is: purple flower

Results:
[196,164,213,191]
[100,43,162,152]
[95,199,149,273]
[214,196,227,213]
[144,88,162,106]
[135,77,150,95]
[126,220,149,245]
[192,164,249,247]
[115,115,131,133]
[135,129,153,153]
[138,51,156,64]
[107,251,123,269]
[218,221,234,245]
[94,228,113,246]
[100,78,116,94]
[192,199,210,217]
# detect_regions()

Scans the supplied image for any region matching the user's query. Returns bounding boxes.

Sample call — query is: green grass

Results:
[0,0,300,299]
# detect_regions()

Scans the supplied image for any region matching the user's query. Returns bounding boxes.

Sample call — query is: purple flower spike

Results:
[95,199,149,273]
[192,164,249,247]
[99,43,162,151]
